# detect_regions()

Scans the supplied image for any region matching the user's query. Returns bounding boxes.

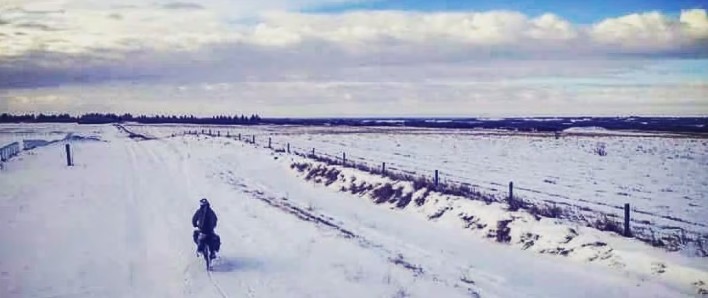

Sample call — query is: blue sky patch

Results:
[308,0,706,23]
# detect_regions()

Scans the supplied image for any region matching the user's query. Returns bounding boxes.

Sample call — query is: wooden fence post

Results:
[434,170,439,188]
[268,137,272,148]
[287,143,290,153]
[65,144,72,166]
[312,148,315,157]
[342,152,346,166]
[382,162,386,175]
[509,181,513,201]
[508,181,519,211]
[624,203,631,237]
[238,133,241,141]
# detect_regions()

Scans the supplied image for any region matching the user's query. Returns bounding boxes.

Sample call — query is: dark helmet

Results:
[199,198,209,206]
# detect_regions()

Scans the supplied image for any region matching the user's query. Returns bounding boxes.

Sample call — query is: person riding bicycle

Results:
[192,198,220,259]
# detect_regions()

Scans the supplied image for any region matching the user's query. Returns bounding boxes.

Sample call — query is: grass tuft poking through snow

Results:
[288,158,708,295]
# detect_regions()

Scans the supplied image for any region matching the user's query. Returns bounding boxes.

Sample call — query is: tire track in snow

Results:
[181,257,230,298]
[206,271,229,298]
[115,131,225,297]
[221,175,480,297]
[132,138,234,298]
[141,137,268,298]
[157,137,268,298]
[123,138,145,296]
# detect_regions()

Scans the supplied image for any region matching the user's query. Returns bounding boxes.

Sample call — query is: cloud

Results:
[240,10,587,51]
[13,22,56,31]
[162,2,205,10]
[245,10,707,57]
[2,8,706,69]
[0,2,706,116]
[528,13,577,40]
[590,9,708,53]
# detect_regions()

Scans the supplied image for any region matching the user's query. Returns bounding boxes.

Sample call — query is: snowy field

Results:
[1,123,707,297]
[125,124,708,241]
[0,123,86,147]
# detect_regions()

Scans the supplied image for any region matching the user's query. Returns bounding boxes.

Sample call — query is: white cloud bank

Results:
[591,10,708,52]
[1,6,706,60]
[1,7,706,86]
[0,1,707,116]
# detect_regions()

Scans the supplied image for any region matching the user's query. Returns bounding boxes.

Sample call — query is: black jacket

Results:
[192,205,218,234]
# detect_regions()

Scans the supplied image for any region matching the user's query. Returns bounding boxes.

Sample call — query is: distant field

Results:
[281,127,707,231]
[124,124,708,240]
[0,123,84,148]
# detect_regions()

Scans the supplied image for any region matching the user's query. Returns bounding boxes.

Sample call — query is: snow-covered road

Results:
[0,125,699,297]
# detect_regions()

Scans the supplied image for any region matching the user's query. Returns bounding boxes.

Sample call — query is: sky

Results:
[0,0,707,117]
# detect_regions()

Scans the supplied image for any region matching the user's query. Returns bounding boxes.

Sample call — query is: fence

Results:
[181,130,615,208]
[180,129,707,254]
[0,142,20,162]
[23,139,51,150]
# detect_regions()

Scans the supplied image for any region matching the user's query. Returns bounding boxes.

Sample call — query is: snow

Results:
[0,123,103,151]
[285,158,708,294]
[1,123,706,297]
[562,126,677,137]
[120,124,708,250]
[563,126,609,133]
[196,125,706,237]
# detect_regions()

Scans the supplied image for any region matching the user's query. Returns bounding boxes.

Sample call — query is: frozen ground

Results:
[1,123,706,297]
[272,126,708,232]
[0,123,89,148]
[126,124,708,243]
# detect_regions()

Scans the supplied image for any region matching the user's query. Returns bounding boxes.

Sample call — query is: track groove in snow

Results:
[224,178,480,296]
[206,270,228,298]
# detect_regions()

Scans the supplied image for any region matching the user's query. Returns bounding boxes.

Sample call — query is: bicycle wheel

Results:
[202,243,210,271]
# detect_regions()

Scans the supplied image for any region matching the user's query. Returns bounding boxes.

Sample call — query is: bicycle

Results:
[196,231,215,271]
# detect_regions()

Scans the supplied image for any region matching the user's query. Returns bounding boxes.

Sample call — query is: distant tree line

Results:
[0,113,263,125]
[1,113,705,133]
